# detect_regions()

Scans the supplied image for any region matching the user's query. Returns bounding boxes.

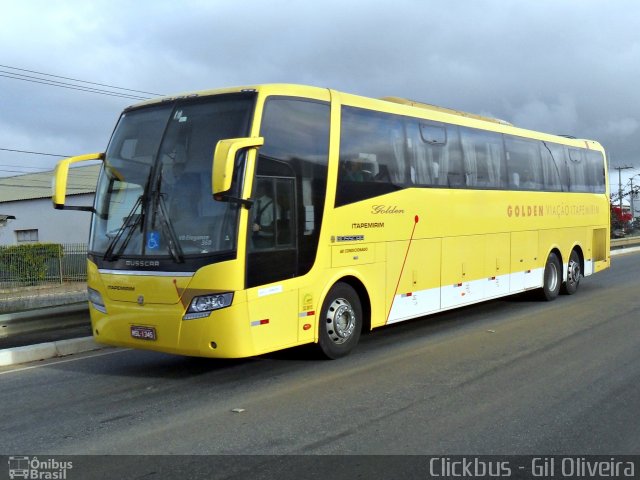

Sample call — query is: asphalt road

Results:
[1,253,639,475]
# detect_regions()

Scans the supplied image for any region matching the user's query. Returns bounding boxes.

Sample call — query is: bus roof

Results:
[381,96,513,126]
[126,83,603,153]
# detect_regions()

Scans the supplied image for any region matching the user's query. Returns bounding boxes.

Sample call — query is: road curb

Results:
[610,246,640,256]
[0,336,103,367]
[0,302,89,339]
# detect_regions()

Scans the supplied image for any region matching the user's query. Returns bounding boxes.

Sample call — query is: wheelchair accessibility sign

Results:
[146,231,160,251]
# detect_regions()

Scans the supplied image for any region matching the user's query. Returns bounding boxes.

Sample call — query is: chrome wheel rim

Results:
[567,258,580,288]
[325,297,356,345]
[547,261,559,292]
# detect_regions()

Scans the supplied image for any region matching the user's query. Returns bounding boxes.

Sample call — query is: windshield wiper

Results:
[103,195,144,261]
[152,166,184,263]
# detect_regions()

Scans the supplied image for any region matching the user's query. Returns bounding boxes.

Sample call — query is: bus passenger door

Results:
[246,175,299,351]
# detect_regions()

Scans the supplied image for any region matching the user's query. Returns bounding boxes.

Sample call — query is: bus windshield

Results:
[89,93,255,265]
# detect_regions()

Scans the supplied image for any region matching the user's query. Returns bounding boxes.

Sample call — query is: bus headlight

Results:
[183,293,234,320]
[88,287,107,314]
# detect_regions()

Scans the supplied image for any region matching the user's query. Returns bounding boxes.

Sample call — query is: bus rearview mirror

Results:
[212,137,264,195]
[52,152,104,209]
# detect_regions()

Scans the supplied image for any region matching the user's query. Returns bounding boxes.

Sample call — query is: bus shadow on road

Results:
[356,290,551,352]
[43,285,587,377]
[46,348,257,379]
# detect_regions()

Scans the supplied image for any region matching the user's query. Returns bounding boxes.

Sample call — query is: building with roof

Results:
[0,164,100,246]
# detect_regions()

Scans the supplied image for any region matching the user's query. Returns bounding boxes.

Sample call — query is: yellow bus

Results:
[52,84,610,359]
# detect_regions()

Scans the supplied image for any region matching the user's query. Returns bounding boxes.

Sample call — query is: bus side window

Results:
[459,127,505,189]
[543,142,569,191]
[444,126,464,187]
[505,136,543,190]
[567,148,588,192]
[586,150,606,193]
[336,106,409,206]
[410,122,446,186]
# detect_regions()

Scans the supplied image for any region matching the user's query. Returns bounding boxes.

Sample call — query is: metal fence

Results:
[0,243,87,290]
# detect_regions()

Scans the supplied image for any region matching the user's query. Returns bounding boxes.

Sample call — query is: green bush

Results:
[0,243,62,285]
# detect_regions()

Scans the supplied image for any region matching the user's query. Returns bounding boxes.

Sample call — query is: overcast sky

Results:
[1,0,639,191]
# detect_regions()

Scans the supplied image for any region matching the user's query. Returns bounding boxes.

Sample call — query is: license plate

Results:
[130,325,157,341]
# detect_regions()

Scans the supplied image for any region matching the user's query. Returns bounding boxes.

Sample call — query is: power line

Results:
[0,168,50,175]
[0,166,54,174]
[0,164,52,169]
[0,72,150,101]
[0,64,163,96]
[0,165,97,172]
[0,148,72,157]
[0,167,100,178]
[0,175,98,183]
[0,183,92,190]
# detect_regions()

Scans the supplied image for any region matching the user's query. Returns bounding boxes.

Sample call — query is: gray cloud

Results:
[1,0,639,182]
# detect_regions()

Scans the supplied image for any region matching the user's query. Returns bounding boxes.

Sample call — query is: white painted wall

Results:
[0,194,95,245]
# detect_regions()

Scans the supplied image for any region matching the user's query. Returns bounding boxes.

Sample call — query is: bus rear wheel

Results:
[318,282,362,359]
[562,250,581,295]
[541,252,562,301]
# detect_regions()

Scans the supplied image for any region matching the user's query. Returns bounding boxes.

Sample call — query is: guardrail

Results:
[0,303,89,349]
[610,236,640,249]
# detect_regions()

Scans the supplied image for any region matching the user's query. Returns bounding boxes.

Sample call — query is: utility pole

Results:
[614,165,633,213]
[631,175,639,221]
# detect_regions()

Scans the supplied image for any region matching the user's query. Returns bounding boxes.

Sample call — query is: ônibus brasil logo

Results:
[8,456,73,479]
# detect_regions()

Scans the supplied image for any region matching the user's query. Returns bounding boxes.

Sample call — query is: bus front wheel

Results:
[562,250,581,295]
[541,252,562,301]
[318,282,362,359]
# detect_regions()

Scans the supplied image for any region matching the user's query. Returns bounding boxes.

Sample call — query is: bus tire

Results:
[541,252,562,301]
[562,250,581,295]
[318,282,362,359]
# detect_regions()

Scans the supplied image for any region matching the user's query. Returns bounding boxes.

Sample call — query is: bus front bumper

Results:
[90,300,258,358]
